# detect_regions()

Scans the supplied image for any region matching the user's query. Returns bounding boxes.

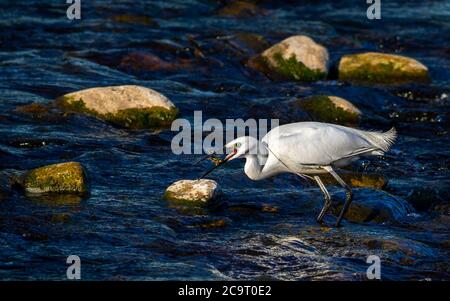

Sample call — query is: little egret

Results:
[199,122,397,227]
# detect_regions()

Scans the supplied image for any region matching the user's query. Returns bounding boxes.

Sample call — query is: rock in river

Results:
[163,179,220,207]
[338,52,429,85]
[55,85,178,129]
[293,95,361,127]
[248,35,329,81]
[331,189,414,224]
[20,162,88,194]
[217,1,266,18]
[319,172,387,189]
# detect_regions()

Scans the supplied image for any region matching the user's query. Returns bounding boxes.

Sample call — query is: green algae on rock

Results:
[338,52,429,85]
[248,35,329,81]
[55,85,178,129]
[163,179,219,207]
[22,162,88,194]
[295,95,361,126]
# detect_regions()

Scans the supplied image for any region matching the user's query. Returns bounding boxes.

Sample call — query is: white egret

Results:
[199,122,397,227]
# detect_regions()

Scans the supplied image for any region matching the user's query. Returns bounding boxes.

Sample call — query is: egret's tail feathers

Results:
[364,127,397,152]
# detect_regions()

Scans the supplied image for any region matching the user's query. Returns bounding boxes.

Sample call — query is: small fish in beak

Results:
[197,148,237,179]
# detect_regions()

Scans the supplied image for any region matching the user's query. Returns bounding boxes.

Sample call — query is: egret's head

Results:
[224,136,260,160]
[198,136,260,179]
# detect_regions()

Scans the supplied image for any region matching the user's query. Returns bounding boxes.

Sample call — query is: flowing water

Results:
[0,0,449,280]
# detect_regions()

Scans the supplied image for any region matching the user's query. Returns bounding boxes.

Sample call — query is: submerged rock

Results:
[21,162,88,194]
[365,237,436,264]
[320,172,387,189]
[119,52,192,73]
[294,95,361,126]
[248,35,329,81]
[406,186,445,212]
[119,52,176,72]
[229,32,271,56]
[331,189,414,224]
[217,1,266,18]
[111,14,158,26]
[163,179,220,206]
[14,103,66,122]
[338,52,429,85]
[55,85,178,129]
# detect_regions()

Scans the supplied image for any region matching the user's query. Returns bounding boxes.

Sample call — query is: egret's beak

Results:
[199,148,236,179]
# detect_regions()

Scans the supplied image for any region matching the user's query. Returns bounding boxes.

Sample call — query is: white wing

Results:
[262,122,396,167]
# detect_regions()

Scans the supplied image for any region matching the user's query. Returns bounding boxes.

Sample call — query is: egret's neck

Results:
[241,139,271,180]
[244,154,265,180]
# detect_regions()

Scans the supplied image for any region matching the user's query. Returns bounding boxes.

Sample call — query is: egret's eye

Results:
[235,142,241,148]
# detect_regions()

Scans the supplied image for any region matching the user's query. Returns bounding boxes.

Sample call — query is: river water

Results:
[0,0,449,280]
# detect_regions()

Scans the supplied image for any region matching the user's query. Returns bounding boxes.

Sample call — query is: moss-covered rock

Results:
[338,52,429,85]
[22,162,88,194]
[294,95,361,126]
[331,189,414,224]
[319,172,387,189]
[55,85,178,129]
[163,179,219,207]
[248,35,329,81]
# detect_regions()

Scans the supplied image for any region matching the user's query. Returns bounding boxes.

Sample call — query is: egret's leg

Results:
[314,176,332,223]
[323,166,353,227]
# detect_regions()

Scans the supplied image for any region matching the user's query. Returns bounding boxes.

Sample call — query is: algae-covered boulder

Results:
[319,172,387,189]
[248,35,329,81]
[331,189,414,224]
[163,179,219,207]
[294,95,361,126]
[338,52,429,85]
[22,162,88,194]
[55,85,178,129]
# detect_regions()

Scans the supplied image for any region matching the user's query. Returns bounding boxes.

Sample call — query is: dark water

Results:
[0,0,449,280]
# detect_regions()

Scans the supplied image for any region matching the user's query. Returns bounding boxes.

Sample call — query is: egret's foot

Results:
[334,221,343,228]
[316,218,325,224]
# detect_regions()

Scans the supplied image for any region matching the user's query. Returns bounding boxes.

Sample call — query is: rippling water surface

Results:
[0,0,449,280]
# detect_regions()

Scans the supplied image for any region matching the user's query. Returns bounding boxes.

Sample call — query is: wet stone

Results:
[331,189,414,224]
[338,52,429,85]
[20,162,88,195]
[294,95,361,127]
[163,179,220,207]
[217,1,267,18]
[248,35,329,82]
[55,85,179,130]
